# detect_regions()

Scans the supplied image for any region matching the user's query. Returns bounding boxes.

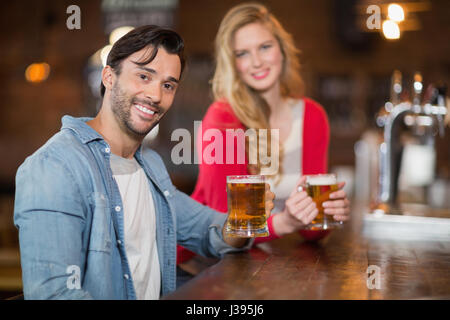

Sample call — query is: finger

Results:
[285,190,308,207]
[329,189,347,200]
[295,201,317,223]
[265,194,274,212]
[337,181,346,189]
[290,176,307,197]
[323,199,347,209]
[265,184,275,200]
[265,202,274,218]
[324,206,350,216]
[289,196,314,216]
[323,198,350,211]
[328,181,345,199]
[265,199,274,210]
[306,207,319,222]
[265,190,275,201]
[332,214,350,222]
[265,193,275,212]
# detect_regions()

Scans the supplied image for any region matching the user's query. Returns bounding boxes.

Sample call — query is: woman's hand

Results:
[272,176,318,236]
[323,181,351,222]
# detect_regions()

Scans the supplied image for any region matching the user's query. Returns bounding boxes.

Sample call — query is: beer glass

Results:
[225,175,269,237]
[300,173,342,230]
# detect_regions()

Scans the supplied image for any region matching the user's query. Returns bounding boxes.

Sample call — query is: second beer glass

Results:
[225,175,269,237]
[301,173,341,230]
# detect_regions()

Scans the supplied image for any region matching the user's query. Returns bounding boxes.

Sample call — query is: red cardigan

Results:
[177,98,330,264]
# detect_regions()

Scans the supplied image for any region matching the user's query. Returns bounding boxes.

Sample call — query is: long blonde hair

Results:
[212,2,304,177]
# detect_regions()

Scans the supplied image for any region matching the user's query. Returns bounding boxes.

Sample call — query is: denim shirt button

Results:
[163,190,170,197]
[124,274,129,280]
[115,206,121,212]
[117,239,122,245]
[104,147,110,153]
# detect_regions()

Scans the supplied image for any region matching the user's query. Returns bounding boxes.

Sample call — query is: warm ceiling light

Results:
[25,62,50,83]
[382,20,401,39]
[388,3,405,22]
[109,26,134,45]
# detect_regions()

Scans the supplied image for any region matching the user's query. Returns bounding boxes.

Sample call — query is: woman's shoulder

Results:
[202,100,245,129]
[301,97,329,122]
[302,97,326,114]
[206,100,235,117]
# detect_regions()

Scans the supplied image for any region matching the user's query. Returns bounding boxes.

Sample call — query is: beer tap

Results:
[406,72,432,140]
[412,72,423,111]
[391,70,402,105]
[376,70,410,213]
[427,84,447,138]
[374,71,447,215]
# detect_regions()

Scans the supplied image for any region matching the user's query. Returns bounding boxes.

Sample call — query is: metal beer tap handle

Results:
[426,85,448,137]
[373,73,448,215]
[412,72,423,112]
[375,70,409,214]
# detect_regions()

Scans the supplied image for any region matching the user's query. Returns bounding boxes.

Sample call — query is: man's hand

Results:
[264,182,275,219]
[223,183,275,248]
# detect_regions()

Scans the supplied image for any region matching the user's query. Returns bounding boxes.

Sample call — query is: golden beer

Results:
[304,174,339,230]
[225,175,269,237]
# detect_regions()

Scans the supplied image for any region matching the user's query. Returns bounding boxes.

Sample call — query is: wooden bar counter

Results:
[165,203,450,300]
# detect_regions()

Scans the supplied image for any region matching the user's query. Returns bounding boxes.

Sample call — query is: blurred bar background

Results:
[0,0,449,298]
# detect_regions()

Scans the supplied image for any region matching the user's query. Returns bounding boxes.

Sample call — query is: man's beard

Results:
[110,82,162,137]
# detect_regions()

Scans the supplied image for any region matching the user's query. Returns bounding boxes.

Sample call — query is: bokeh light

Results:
[25,62,50,83]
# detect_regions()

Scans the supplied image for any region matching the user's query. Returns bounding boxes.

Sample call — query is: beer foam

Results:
[229,178,264,184]
[306,175,336,185]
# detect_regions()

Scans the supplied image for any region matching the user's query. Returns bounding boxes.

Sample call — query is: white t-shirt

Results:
[110,153,161,300]
[267,99,304,213]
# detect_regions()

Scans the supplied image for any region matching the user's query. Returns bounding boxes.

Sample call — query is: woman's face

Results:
[233,22,284,94]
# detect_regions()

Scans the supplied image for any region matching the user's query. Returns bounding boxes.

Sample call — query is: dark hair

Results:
[100,25,185,97]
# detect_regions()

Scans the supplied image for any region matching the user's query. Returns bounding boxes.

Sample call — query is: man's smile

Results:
[133,103,156,117]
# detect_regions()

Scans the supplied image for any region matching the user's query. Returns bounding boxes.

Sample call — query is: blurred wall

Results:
[0,0,449,298]
[0,0,106,191]
[1,0,449,191]
[0,0,449,245]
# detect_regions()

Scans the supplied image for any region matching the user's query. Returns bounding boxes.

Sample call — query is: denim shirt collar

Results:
[61,115,145,156]
[61,115,102,144]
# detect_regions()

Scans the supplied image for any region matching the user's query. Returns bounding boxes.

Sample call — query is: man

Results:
[14,25,274,300]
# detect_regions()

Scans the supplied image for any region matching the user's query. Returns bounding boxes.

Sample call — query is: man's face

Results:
[109,46,181,137]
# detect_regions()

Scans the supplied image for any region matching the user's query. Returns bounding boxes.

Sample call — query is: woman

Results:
[177,2,350,285]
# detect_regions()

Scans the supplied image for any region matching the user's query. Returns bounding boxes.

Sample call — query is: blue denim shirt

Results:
[14,116,251,300]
